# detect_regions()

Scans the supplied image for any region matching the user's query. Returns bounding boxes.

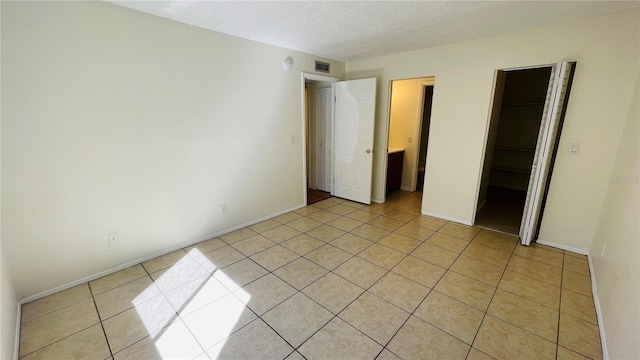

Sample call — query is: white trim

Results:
[422,211,472,226]
[400,186,413,192]
[535,239,588,255]
[13,304,21,360]
[588,255,609,360]
[20,204,305,304]
[371,198,383,204]
[502,63,556,72]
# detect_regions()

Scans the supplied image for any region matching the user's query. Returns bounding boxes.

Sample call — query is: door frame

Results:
[410,80,435,192]
[301,72,339,205]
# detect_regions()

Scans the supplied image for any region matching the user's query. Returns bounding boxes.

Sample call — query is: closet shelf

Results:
[491,167,531,174]
[494,146,535,153]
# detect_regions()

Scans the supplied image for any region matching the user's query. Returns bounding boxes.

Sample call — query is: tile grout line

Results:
[88,283,115,359]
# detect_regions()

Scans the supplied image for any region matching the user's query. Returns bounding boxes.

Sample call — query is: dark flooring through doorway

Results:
[307,188,332,205]
[475,186,526,235]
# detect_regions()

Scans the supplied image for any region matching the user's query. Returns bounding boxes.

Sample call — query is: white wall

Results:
[0,246,18,360]
[346,10,639,247]
[388,77,434,192]
[589,72,639,360]
[1,1,344,297]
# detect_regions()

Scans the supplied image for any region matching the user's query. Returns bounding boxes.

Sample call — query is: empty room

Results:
[1,1,638,360]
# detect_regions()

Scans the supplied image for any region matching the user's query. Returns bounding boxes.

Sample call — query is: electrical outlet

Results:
[108,232,119,247]
[219,204,227,214]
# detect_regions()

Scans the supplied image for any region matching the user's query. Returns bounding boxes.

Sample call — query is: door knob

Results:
[366,149,371,154]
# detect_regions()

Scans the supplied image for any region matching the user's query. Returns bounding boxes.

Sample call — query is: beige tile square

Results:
[262,293,333,347]
[330,233,373,255]
[435,272,495,311]
[474,315,556,360]
[298,317,382,360]
[377,233,421,254]
[274,258,328,290]
[387,316,470,360]
[282,234,325,255]
[327,217,364,232]
[394,223,435,241]
[150,256,210,294]
[358,244,405,270]
[273,211,304,224]
[194,245,245,272]
[95,276,161,320]
[90,265,148,296]
[342,200,367,209]
[562,270,592,297]
[292,207,319,217]
[305,244,352,270]
[507,255,562,286]
[559,313,603,360]
[250,245,298,271]
[368,216,405,231]
[561,289,597,324]
[369,272,430,312]
[564,256,590,276]
[326,203,358,215]
[207,319,293,359]
[467,348,496,360]
[20,299,100,357]
[487,289,559,342]
[498,270,560,309]
[564,250,587,259]
[410,216,447,231]
[351,223,391,241]
[333,256,387,289]
[163,277,229,316]
[411,243,459,268]
[262,225,302,243]
[248,219,281,233]
[102,296,177,353]
[383,209,418,223]
[142,250,188,274]
[288,217,323,232]
[451,255,503,286]
[219,228,257,244]
[307,209,341,223]
[414,291,484,344]
[312,198,340,209]
[426,232,470,253]
[213,258,267,291]
[534,242,565,254]
[306,224,346,242]
[303,273,364,314]
[184,237,226,255]
[182,293,256,350]
[471,230,517,253]
[438,223,480,241]
[462,243,511,268]
[21,284,92,323]
[346,209,381,222]
[113,321,204,360]
[392,255,446,288]
[514,243,564,268]
[339,291,409,344]
[557,346,591,360]
[234,273,296,315]
[22,324,110,360]
[230,234,276,256]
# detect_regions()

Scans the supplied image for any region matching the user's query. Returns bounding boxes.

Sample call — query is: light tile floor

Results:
[19,191,602,359]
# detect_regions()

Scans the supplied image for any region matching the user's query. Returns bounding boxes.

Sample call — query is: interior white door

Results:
[520,62,573,245]
[316,86,331,191]
[333,78,377,204]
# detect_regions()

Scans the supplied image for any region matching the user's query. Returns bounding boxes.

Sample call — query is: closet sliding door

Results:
[519,62,573,246]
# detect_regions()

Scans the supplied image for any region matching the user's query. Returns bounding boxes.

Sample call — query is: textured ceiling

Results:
[109,1,639,62]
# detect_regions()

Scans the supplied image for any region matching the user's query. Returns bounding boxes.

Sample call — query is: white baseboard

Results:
[421,211,472,226]
[13,303,21,360]
[535,239,588,255]
[371,198,383,204]
[20,204,306,305]
[588,254,609,360]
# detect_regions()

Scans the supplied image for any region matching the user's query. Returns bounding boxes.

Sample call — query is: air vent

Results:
[315,61,330,73]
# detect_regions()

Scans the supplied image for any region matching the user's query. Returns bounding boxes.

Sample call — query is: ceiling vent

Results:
[315,61,330,73]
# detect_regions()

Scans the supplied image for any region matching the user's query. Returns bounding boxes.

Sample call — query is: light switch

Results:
[569,143,580,155]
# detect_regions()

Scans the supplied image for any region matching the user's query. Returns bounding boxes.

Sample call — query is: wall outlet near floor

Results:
[219,204,227,214]
[601,243,607,257]
[107,232,119,247]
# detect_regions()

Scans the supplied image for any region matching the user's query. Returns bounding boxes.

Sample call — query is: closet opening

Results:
[476,66,555,235]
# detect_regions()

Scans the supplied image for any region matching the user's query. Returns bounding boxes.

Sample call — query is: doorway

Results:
[476,63,575,239]
[386,77,435,200]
